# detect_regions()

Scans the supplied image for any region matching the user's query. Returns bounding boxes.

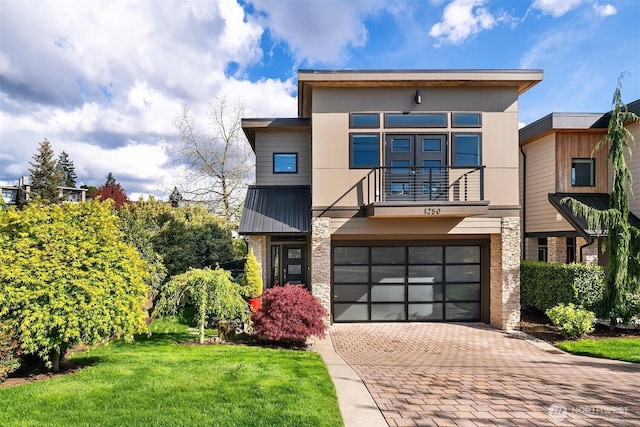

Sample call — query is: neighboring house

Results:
[519,99,640,266]
[0,176,87,206]
[239,69,543,330]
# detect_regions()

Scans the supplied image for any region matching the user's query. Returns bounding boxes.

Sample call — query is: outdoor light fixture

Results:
[414,89,422,104]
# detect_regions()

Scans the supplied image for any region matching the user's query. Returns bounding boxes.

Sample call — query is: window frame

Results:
[452,133,482,166]
[452,112,482,128]
[384,113,448,128]
[349,113,380,129]
[349,133,380,169]
[272,152,298,174]
[571,158,596,187]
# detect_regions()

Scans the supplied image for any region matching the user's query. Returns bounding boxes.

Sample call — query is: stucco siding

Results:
[626,121,640,217]
[255,130,311,185]
[330,216,502,237]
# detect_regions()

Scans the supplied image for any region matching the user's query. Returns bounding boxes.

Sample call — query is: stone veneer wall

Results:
[490,217,521,330]
[311,217,331,323]
[247,235,267,292]
[547,237,567,263]
[576,237,599,265]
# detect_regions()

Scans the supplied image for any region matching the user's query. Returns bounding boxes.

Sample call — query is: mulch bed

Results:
[520,308,640,343]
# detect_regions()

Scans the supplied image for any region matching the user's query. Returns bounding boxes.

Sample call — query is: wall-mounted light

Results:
[414,89,422,104]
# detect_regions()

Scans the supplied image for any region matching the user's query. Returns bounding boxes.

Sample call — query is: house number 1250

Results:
[424,208,441,215]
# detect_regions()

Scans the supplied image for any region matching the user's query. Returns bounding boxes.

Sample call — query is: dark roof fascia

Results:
[520,113,605,145]
[241,118,310,151]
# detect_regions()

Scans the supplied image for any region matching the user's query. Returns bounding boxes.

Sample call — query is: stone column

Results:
[547,237,566,263]
[490,217,521,331]
[311,217,331,323]
[247,235,267,291]
[576,237,599,265]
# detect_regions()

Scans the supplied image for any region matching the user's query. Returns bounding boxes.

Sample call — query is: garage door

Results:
[332,245,482,322]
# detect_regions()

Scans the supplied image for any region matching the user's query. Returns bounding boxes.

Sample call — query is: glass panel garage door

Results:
[333,245,481,322]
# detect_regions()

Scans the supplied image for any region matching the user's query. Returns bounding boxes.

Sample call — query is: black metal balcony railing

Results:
[364,166,485,204]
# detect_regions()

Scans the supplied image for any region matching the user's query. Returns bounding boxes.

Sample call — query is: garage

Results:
[332,243,486,322]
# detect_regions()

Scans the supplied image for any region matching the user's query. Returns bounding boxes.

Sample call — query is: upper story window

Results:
[384,113,447,128]
[452,133,481,166]
[273,153,298,173]
[452,113,481,127]
[571,158,595,186]
[350,133,379,168]
[350,113,380,128]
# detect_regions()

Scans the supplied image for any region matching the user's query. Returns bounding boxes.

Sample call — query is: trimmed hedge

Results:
[521,260,604,312]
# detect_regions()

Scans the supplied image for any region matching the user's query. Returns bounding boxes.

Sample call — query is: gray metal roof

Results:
[548,193,640,239]
[239,186,311,235]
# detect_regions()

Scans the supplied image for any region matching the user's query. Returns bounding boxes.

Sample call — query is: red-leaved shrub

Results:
[251,284,327,343]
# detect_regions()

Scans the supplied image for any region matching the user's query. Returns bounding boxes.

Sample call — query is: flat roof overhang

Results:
[298,69,544,118]
[365,201,490,218]
[241,118,310,151]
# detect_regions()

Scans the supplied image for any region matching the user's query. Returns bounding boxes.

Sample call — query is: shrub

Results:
[242,249,263,299]
[252,285,327,344]
[0,325,20,382]
[521,261,604,312]
[546,303,596,339]
[154,268,249,343]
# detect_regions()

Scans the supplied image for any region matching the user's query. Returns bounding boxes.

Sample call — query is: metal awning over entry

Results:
[239,185,311,235]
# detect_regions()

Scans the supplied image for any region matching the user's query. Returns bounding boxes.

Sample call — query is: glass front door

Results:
[271,244,307,287]
[385,134,448,201]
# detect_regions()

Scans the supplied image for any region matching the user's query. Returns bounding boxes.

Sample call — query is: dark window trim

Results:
[273,152,298,174]
[452,112,482,128]
[384,112,448,128]
[349,132,380,169]
[571,158,596,187]
[349,113,380,129]
[452,132,482,166]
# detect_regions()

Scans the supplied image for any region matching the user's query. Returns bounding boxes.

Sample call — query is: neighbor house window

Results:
[452,134,481,166]
[273,153,297,173]
[350,113,380,128]
[350,133,380,168]
[384,113,447,128]
[452,113,481,127]
[538,237,548,262]
[571,158,595,186]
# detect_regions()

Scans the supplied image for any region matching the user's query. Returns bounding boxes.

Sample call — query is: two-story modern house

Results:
[239,69,543,330]
[519,99,640,266]
[0,176,88,207]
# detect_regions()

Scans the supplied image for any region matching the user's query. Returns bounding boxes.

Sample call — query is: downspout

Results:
[520,145,526,258]
[579,237,594,264]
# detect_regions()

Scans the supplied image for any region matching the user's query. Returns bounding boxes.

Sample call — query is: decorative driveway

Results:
[330,323,640,427]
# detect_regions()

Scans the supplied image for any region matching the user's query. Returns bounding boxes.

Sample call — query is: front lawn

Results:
[555,338,640,363]
[0,320,343,427]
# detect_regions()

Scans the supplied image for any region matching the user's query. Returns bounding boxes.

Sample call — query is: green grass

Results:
[555,338,640,363]
[0,319,343,427]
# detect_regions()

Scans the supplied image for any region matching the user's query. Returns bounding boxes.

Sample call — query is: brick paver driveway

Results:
[330,323,640,427]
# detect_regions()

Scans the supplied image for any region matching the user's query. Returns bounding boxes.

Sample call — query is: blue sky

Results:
[1,0,638,199]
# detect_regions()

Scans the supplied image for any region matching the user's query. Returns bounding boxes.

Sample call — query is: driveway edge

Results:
[314,332,388,427]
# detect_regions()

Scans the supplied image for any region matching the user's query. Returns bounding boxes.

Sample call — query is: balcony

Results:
[363,166,489,217]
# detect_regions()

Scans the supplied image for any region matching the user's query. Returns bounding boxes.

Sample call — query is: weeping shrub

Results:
[252,285,327,344]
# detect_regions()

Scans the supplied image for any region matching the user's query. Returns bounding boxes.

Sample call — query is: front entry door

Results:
[282,245,306,285]
[385,134,448,201]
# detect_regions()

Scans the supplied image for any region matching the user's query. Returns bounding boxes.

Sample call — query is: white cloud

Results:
[593,3,617,17]
[247,0,395,65]
[530,0,585,17]
[429,0,502,45]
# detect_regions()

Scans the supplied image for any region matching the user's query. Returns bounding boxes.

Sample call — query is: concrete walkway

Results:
[321,323,640,427]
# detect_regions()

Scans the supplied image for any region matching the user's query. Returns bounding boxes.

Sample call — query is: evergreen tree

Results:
[562,75,640,328]
[169,187,183,208]
[28,138,62,204]
[56,151,77,187]
[105,172,116,186]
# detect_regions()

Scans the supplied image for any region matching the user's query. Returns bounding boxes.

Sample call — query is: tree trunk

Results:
[610,317,617,332]
[51,348,61,372]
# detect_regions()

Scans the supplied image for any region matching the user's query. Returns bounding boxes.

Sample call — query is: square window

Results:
[422,138,441,152]
[572,158,595,186]
[453,134,481,166]
[391,182,410,195]
[391,138,411,152]
[391,160,410,174]
[350,113,380,128]
[350,134,379,168]
[273,153,297,173]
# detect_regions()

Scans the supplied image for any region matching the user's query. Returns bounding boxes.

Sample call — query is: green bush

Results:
[0,324,21,382]
[242,249,263,299]
[521,261,604,312]
[546,303,596,339]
